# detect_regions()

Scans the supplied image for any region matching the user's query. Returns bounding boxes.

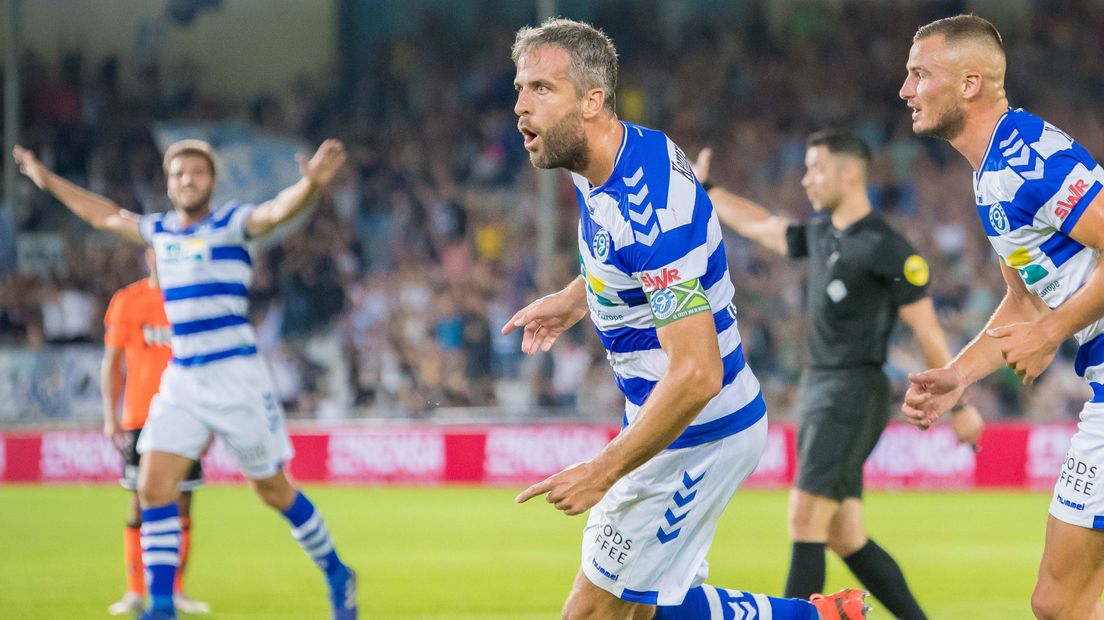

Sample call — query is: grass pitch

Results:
[0,485,1047,618]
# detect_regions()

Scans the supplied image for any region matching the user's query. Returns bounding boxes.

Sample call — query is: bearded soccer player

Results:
[505,18,867,620]
[694,129,984,619]
[13,138,357,620]
[901,14,1104,619]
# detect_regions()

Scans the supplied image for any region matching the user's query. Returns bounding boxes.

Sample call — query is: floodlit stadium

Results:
[0,1,1100,618]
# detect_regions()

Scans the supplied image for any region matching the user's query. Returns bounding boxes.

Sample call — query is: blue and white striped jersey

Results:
[573,121,765,449]
[975,108,1104,399]
[139,201,258,368]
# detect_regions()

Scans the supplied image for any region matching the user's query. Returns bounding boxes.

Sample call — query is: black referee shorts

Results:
[794,366,891,501]
[120,428,204,492]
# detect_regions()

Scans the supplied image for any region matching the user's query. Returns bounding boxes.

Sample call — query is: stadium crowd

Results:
[3,0,1102,421]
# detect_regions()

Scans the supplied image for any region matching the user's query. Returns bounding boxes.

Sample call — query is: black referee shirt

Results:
[785,213,929,370]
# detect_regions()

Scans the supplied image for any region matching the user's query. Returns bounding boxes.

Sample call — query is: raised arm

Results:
[12,145,143,243]
[244,139,347,238]
[692,148,791,255]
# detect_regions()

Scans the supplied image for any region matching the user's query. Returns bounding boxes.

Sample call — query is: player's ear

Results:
[581,87,605,120]
[962,70,983,100]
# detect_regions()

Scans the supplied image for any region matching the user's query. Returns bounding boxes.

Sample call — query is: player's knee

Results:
[1030,579,1080,620]
[137,477,177,508]
[1030,587,1063,620]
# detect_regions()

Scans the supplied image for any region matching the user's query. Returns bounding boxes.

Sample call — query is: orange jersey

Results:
[104,280,172,430]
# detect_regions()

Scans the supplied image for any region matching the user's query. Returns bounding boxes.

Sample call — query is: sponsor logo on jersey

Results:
[1007,247,1050,285]
[989,203,1010,234]
[1055,179,1090,220]
[592,228,611,261]
[161,238,208,263]
[903,254,930,287]
[649,288,678,320]
[640,267,681,292]
[142,325,173,347]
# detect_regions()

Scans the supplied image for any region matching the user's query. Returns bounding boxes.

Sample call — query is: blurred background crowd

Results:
[2,0,1102,424]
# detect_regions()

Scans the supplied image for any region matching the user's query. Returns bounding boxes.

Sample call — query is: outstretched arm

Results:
[897,296,984,445]
[692,148,791,255]
[516,307,723,514]
[244,139,347,237]
[501,276,588,354]
[12,145,143,243]
[903,261,1046,427]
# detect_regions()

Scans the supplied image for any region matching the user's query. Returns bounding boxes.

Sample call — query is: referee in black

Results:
[694,129,983,620]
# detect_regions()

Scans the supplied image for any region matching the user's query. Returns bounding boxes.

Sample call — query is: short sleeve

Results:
[103,290,129,349]
[138,213,162,245]
[785,223,808,259]
[212,201,258,242]
[872,230,928,308]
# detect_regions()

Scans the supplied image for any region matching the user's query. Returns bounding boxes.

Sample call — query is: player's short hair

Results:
[913,14,1004,53]
[163,139,217,177]
[512,18,618,114]
[806,129,871,166]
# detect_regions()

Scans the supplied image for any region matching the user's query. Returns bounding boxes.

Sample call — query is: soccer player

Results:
[103,248,209,616]
[900,14,1104,619]
[692,130,984,619]
[505,18,867,620]
[12,138,357,620]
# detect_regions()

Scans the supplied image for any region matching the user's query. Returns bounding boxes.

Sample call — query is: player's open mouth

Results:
[909,106,920,120]
[520,128,539,150]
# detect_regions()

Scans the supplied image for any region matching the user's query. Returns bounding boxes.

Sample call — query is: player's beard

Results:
[172,187,214,216]
[917,102,966,141]
[530,107,589,172]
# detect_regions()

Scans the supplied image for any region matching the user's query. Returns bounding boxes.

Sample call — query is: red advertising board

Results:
[0,422,1078,490]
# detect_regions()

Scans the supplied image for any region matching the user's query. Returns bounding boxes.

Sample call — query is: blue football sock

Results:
[655,585,819,620]
[282,491,347,576]
[140,503,181,613]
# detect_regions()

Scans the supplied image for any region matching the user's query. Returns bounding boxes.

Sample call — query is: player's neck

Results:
[830,192,871,230]
[952,100,1009,170]
[579,117,624,187]
[175,204,212,228]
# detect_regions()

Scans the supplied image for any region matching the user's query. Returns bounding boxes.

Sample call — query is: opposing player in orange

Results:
[102,249,209,616]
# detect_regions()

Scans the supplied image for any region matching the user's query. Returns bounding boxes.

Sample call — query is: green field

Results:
[0,486,1048,619]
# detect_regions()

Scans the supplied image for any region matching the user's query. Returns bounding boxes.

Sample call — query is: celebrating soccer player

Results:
[900,14,1104,619]
[694,130,984,619]
[505,18,867,620]
[12,138,357,620]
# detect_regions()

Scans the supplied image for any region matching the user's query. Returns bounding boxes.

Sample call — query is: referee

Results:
[694,129,983,619]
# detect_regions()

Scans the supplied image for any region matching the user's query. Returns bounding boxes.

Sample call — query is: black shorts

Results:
[793,366,891,501]
[120,428,204,492]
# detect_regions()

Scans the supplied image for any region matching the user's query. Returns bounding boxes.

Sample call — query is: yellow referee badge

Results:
[904,254,930,287]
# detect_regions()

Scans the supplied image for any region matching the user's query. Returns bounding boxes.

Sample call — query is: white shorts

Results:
[1050,404,1104,530]
[137,355,293,480]
[581,415,767,606]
